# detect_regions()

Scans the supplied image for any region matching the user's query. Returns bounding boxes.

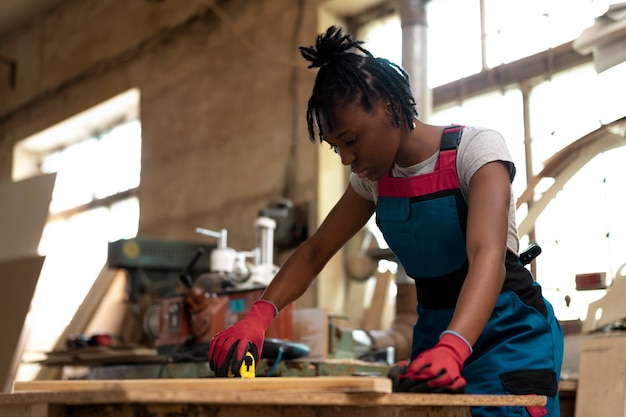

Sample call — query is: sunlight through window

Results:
[358,0,626,322]
[13,89,141,381]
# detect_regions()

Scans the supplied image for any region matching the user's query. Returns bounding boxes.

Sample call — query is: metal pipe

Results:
[400,0,431,121]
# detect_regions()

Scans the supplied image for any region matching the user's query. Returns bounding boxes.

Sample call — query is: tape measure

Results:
[239,351,255,379]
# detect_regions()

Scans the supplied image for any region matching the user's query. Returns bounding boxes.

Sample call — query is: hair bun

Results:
[299,26,371,69]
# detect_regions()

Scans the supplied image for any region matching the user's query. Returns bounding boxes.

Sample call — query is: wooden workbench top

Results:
[6,377,546,407]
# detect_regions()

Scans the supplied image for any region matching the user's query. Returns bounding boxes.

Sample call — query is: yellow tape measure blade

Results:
[240,351,255,379]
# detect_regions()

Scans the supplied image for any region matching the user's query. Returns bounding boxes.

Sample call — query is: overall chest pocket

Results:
[377,194,467,278]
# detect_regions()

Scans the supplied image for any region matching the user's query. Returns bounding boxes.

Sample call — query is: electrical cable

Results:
[265,345,285,377]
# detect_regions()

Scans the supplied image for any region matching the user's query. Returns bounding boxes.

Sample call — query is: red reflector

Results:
[575,272,606,290]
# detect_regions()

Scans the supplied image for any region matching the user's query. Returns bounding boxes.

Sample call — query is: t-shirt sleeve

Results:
[456,127,521,255]
[457,128,516,193]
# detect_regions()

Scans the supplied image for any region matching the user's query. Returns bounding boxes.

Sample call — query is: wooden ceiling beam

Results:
[433,41,593,109]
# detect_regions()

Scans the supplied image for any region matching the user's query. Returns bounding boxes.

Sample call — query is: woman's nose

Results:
[338,148,355,165]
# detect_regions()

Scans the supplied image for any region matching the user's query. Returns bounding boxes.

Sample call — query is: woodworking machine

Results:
[108,215,294,361]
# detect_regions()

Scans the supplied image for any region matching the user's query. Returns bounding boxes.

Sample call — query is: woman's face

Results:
[320,100,401,181]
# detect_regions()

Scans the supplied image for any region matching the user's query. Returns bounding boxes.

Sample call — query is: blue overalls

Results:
[376,125,563,416]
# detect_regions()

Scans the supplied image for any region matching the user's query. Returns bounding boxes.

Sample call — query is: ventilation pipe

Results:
[365,0,430,362]
[400,0,431,121]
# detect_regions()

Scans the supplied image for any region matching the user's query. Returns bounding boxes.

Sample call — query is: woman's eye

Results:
[329,144,338,153]
[346,137,357,145]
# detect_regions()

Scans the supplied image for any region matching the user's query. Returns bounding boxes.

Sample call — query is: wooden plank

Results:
[84,267,128,336]
[293,308,328,361]
[8,378,546,407]
[1,400,470,417]
[0,256,45,393]
[0,403,53,417]
[14,376,391,394]
[344,279,368,328]
[575,333,626,417]
[1,388,546,408]
[0,174,55,263]
[363,270,393,331]
[57,267,121,339]
[432,41,591,109]
[37,346,162,367]
[35,266,119,380]
[582,271,626,333]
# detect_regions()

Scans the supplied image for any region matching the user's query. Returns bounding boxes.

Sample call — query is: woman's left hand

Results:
[391,332,471,393]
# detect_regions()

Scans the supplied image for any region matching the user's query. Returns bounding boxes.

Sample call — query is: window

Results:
[356,1,626,321]
[13,89,141,380]
[483,0,596,67]
[357,14,402,67]
[427,0,482,86]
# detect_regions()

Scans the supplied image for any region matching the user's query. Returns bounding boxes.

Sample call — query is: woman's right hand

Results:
[207,299,276,377]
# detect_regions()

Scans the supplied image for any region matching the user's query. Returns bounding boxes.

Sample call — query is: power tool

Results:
[143,218,296,361]
[143,248,230,359]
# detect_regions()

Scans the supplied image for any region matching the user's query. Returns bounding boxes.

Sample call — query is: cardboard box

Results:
[575,332,626,417]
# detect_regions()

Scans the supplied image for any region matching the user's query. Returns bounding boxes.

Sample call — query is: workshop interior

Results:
[1,0,626,416]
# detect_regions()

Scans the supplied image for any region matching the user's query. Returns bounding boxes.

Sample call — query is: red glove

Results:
[208,300,277,377]
[395,331,472,393]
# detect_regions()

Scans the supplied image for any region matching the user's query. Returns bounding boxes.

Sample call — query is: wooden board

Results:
[0,256,45,393]
[0,389,548,407]
[0,401,471,417]
[363,270,393,330]
[14,376,391,395]
[575,332,626,417]
[582,270,626,333]
[293,308,328,361]
[35,266,120,380]
[1,378,547,417]
[345,279,368,328]
[0,174,54,392]
[36,346,162,367]
[0,174,55,263]
[9,378,546,407]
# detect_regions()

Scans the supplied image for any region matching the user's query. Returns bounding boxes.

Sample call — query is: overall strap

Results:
[434,124,463,172]
[440,125,463,151]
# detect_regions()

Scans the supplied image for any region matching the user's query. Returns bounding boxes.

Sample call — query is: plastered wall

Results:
[0,0,360,312]
[2,0,317,244]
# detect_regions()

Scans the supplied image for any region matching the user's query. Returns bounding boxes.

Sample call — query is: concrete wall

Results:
[0,0,364,314]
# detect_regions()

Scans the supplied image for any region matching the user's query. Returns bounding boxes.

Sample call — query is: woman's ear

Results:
[384,100,394,117]
[384,99,401,127]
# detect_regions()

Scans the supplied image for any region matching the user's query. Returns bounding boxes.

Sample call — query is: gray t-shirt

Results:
[350,125,521,270]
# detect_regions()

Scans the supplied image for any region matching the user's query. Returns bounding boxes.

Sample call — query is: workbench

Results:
[0,377,546,417]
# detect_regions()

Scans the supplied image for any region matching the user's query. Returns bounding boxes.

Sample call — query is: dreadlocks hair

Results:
[299,25,418,144]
